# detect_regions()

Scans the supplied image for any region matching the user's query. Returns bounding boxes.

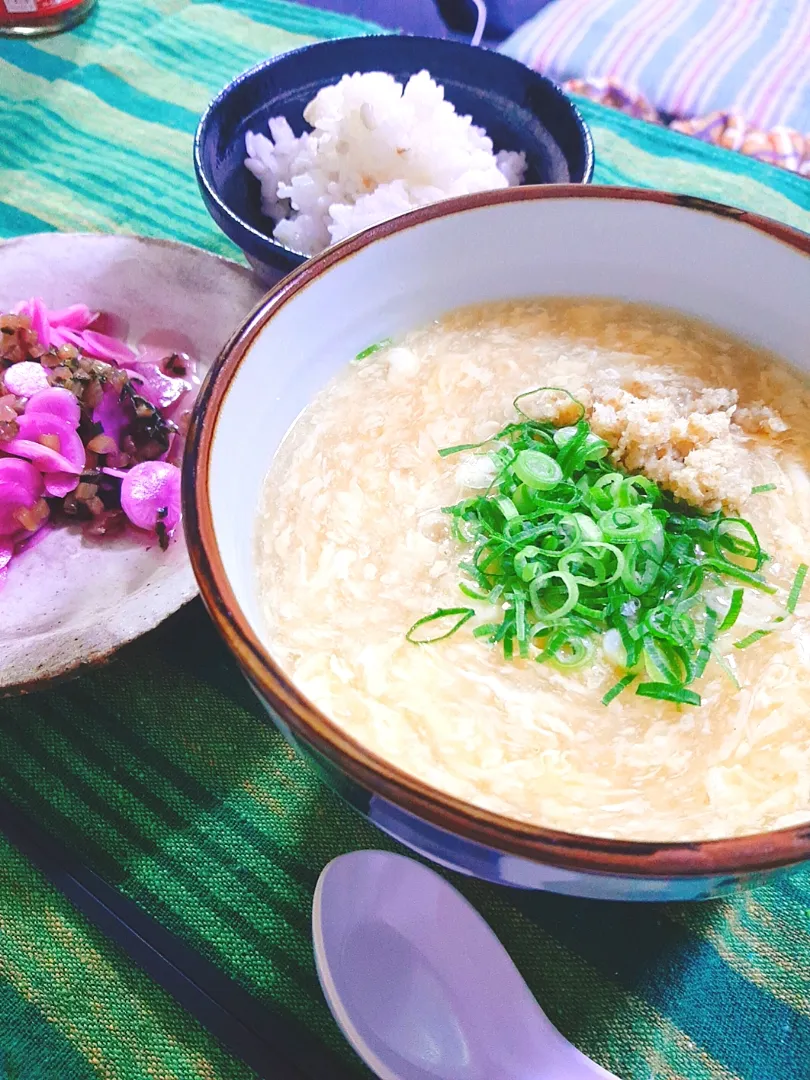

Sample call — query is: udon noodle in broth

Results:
[256,299,810,842]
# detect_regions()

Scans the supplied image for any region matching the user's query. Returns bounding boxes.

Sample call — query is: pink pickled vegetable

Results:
[1,439,81,475]
[45,304,94,330]
[15,298,95,349]
[0,459,45,533]
[44,472,80,498]
[3,414,84,474]
[0,458,44,496]
[124,347,197,417]
[25,386,81,428]
[3,361,49,398]
[0,460,45,535]
[47,327,84,350]
[14,413,85,472]
[95,351,198,446]
[93,383,128,444]
[27,298,50,349]
[120,461,181,532]
[0,484,37,535]
[124,360,189,412]
[80,329,136,365]
[14,298,136,362]
[17,411,77,441]
[2,298,198,556]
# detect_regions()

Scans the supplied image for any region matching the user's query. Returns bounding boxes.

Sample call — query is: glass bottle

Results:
[0,0,96,36]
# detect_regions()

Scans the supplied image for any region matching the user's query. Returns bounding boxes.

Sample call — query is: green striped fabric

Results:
[0,3,809,1078]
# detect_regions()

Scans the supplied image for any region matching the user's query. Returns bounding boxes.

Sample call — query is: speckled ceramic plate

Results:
[0,233,265,693]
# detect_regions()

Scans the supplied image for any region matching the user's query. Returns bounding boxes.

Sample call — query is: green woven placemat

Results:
[1,3,810,1078]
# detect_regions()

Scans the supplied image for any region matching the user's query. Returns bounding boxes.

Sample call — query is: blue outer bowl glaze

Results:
[194,35,594,280]
[254,688,772,902]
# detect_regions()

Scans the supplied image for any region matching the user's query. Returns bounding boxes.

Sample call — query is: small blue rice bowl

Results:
[194,35,594,281]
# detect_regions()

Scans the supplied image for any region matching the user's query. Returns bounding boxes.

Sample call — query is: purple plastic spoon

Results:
[313,851,619,1080]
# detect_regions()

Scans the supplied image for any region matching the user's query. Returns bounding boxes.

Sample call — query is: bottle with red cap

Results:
[0,0,96,36]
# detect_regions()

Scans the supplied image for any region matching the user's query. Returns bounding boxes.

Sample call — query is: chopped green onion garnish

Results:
[636,682,701,706]
[692,607,719,681]
[354,338,391,362]
[715,517,764,571]
[751,484,777,494]
[537,629,593,670]
[787,563,808,614]
[734,629,772,650]
[439,440,491,458]
[718,588,744,633]
[458,583,487,601]
[529,570,579,621]
[405,386,799,707]
[495,495,520,521]
[602,673,637,706]
[702,560,776,593]
[406,608,475,644]
[643,636,685,684]
[513,449,563,490]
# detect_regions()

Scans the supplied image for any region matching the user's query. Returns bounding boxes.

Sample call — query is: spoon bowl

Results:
[313,850,618,1080]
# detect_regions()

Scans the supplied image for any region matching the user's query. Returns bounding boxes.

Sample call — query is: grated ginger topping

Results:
[572,370,789,512]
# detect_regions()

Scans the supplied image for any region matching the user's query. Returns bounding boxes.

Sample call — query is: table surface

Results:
[1,3,810,1079]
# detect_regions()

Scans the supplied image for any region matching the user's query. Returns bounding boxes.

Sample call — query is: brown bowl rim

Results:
[185,184,810,880]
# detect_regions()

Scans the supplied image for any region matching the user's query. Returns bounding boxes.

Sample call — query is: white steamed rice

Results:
[244,70,527,256]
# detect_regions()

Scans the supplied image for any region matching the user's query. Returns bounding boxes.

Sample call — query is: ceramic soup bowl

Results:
[185,186,810,901]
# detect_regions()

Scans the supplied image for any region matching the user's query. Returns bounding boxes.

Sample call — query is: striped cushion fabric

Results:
[500,0,810,133]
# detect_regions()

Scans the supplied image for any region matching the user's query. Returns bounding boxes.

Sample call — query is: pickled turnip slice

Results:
[0,459,44,534]
[80,330,137,365]
[3,362,50,398]
[0,458,43,496]
[120,461,181,532]
[44,472,80,498]
[93,383,128,444]
[14,414,86,473]
[45,304,94,330]
[15,299,94,348]
[25,387,81,428]
[1,440,81,476]
[0,460,44,535]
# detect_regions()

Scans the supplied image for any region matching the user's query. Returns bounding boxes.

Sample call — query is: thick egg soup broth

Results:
[256,299,810,842]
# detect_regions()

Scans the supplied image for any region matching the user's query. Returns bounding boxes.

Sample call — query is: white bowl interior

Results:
[208,195,810,641]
